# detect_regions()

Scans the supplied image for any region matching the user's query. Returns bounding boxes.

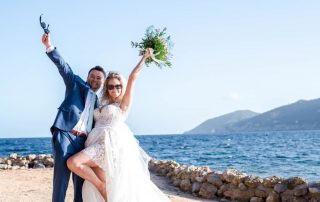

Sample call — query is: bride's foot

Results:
[98,182,107,202]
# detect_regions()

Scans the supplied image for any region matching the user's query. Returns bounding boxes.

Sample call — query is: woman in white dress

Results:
[67,48,171,202]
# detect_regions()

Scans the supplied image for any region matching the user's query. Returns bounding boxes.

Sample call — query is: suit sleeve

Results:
[46,48,75,86]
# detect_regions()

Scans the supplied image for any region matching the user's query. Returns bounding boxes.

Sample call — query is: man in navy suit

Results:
[42,33,106,202]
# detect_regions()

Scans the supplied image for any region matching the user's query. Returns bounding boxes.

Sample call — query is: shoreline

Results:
[1,132,318,183]
[1,153,320,201]
[0,168,211,202]
[0,152,318,182]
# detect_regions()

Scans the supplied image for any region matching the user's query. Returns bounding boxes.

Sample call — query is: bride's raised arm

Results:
[120,48,153,113]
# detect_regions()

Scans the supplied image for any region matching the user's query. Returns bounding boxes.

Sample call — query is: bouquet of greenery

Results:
[131,26,173,68]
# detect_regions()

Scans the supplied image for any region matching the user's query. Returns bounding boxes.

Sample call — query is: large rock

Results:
[222,169,247,186]
[291,197,308,202]
[37,154,47,160]
[223,188,255,202]
[192,182,201,193]
[190,171,203,183]
[274,183,287,194]
[293,184,308,197]
[167,171,175,178]
[195,176,205,183]
[266,191,280,202]
[9,153,18,159]
[284,177,307,189]
[220,199,233,202]
[199,183,217,199]
[280,189,305,202]
[217,183,233,197]
[18,159,29,167]
[44,157,54,167]
[178,170,190,180]
[148,160,157,172]
[11,165,20,170]
[171,168,181,176]
[172,179,181,187]
[310,199,320,202]
[11,159,21,167]
[5,159,12,166]
[250,197,263,202]
[308,184,320,201]
[244,176,263,188]
[180,179,192,192]
[308,186,320,199]
[26,154,37,161]
[0,164,8,169]
[255,185,273,198]
[33,162,46,169]
[239,183,247,191]
[46,154,53,158]
[206,173,223,187]
[263,176,283,188]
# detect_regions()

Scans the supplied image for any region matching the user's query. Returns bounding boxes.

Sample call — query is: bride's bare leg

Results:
[93,167,106,183]
[93,167,107,201]
[67,152,107,200]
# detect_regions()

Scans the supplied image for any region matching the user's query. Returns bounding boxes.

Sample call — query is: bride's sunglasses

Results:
[107,84,122,90]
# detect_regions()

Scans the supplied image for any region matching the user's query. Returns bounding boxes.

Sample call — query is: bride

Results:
[67,48,171,202]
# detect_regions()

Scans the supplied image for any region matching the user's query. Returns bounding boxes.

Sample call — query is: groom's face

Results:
[87,70,105,92]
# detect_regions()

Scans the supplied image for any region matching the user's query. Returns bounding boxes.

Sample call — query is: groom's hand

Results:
[42,33,52,49]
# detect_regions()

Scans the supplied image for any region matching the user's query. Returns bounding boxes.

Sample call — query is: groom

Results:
[42,33,106,202]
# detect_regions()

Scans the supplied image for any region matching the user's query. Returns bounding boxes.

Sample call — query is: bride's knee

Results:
[67,156,79,170]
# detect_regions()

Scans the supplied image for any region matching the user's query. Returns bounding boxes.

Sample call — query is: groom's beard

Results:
[87,80,101,92]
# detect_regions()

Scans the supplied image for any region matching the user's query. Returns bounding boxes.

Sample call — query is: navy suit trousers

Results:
[51,129,86,202]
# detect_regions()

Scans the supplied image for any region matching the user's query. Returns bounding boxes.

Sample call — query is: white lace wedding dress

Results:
[81,103,171,202]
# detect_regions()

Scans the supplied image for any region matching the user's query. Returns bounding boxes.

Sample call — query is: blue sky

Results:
[1,1,320,138]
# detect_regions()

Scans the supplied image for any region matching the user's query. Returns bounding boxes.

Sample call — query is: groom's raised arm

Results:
[42,33,75,86]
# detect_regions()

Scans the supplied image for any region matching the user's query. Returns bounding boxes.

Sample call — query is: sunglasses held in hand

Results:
[39,14,50,34]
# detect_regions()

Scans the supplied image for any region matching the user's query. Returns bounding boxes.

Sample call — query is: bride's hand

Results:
[143,48,154,59]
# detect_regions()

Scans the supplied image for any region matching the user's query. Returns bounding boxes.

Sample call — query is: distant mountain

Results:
[184,110,259,134]
[225,98,320,132]
[185,98,320,134]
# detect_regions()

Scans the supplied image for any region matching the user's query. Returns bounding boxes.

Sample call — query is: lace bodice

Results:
[93,103,126,128]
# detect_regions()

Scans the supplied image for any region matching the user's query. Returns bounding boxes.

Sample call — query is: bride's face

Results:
[107,78,122,100]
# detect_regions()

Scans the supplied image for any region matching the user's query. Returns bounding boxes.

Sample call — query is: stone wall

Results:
[1,154,320,202]
[148,159,320,202]
[0,153,53,170]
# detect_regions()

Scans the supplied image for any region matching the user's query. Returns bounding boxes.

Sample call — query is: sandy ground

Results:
[0,169,216,202]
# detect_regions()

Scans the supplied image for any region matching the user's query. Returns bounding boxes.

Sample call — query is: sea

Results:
[0,131,319,182]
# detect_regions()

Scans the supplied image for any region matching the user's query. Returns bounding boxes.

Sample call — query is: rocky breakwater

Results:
[149,159,320,202]
[0,153,54,170]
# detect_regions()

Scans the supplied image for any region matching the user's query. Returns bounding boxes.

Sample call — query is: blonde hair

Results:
[102,71,127,104]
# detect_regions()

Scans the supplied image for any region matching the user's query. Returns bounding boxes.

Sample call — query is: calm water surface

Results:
[1,131,319,182]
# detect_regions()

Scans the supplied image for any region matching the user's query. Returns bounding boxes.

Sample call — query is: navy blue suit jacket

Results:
[47,48,98,134]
